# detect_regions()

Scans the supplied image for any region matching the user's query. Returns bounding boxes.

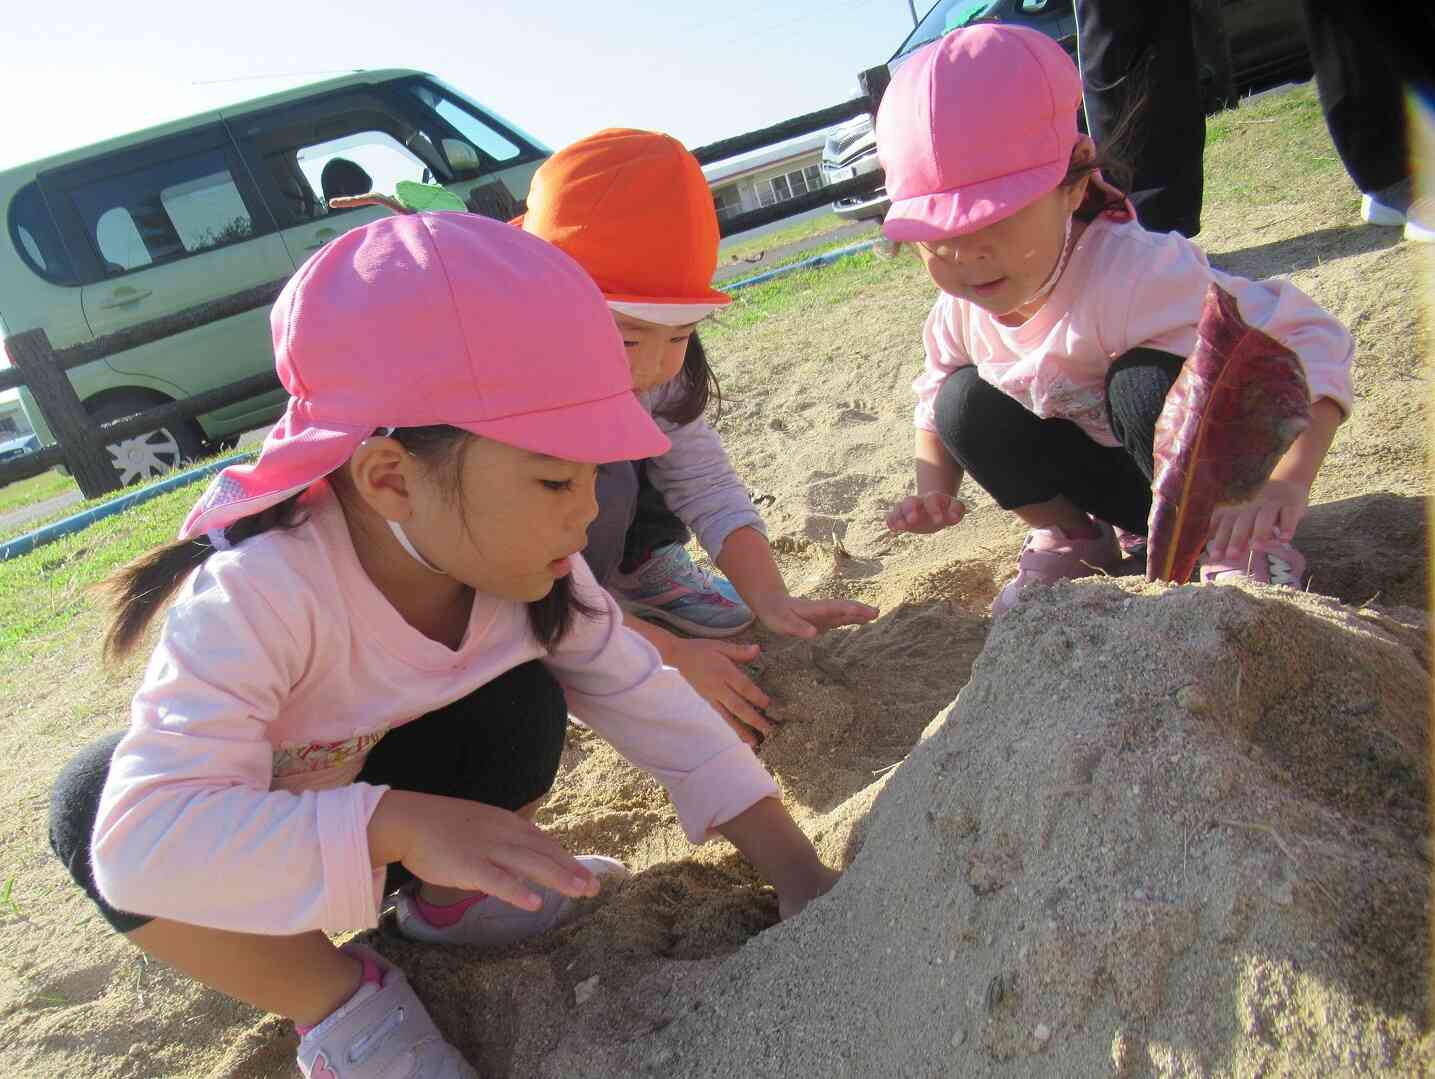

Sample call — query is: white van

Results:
[1,70,549,484]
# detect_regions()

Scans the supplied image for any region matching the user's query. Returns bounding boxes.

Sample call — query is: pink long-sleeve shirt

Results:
[91,487,778,935]
[912,216,1355,444]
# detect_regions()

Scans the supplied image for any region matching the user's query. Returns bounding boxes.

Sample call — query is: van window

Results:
[407,84,522,169]
[69,148,257,276]
[245,96,450,227]
[8,183,78,285]
[292,131,432,218]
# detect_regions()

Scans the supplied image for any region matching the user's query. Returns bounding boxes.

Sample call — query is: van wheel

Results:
[88,396,204,487]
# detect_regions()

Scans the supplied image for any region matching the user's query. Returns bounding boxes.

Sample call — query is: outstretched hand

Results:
[668,637,774,746]
[1207,478,1309,560]
[749,592,879,640]
[885,492,966,535]
[369,791,598,912]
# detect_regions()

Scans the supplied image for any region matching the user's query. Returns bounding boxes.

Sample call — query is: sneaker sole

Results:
[623,601,755,639]
[1361,195,1407,227]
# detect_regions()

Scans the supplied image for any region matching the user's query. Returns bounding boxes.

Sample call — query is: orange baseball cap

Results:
[515,129,731,322]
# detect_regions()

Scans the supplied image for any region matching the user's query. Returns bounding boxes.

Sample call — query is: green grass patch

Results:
[718,212,851,267]
[1204,82,1338,205]
[0,482,194,654]
[0,467,75,517]
[724,234,879,284]
[711,246,924,332]
[0,448,248,542]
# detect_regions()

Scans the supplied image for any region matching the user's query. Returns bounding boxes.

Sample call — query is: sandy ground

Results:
[0,122,1429,1076]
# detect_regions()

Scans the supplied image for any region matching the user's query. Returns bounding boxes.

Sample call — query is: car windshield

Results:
[893,0,1002,60]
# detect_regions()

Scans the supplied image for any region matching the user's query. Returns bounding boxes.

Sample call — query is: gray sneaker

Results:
[297,944,477,1079]
[609,543,754,638]
[395,855,629,948]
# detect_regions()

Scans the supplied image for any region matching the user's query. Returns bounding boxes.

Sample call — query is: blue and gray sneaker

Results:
[610,543,754,638]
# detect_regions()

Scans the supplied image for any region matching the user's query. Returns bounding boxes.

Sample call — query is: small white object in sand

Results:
[575,975,600,1005]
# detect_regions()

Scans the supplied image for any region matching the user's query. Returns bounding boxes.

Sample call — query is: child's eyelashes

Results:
[540,479,574,492]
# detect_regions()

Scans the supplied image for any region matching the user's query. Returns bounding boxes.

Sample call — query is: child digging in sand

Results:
[876,25,1354,613]
[47,213,838,1079]
[518,129,878,742]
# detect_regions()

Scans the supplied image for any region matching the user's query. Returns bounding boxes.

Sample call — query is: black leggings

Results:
[932,348,1184,536]
[48,660,568,934]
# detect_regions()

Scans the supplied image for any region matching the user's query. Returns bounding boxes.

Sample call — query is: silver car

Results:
[822,0,1310,222]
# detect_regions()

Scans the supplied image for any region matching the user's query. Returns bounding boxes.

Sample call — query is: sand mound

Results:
[323,580,1432,1079]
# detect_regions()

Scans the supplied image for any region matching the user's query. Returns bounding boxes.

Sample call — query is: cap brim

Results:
[603,287,731,306]
[881,158,1067,242]
[465,387,671,464]
[181,387,671,541]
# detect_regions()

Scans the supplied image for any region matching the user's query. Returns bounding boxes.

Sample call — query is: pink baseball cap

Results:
[877,24,1084,243]
[180,212,670,540]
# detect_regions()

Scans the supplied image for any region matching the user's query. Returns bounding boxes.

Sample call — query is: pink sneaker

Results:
[1200,540,1306,588]
[992,521,1121,616]
[296,944,477,1079]
[395,856,628,948]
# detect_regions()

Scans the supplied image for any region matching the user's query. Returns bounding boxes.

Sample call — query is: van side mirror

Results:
[442,138,482,177]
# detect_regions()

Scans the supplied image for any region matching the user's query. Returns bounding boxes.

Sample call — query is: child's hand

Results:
[1207,478,1310,560]
[669,638,775,746]
[749,592,880,639]
[715,797,840,920]
[885,493,966,534]
[778,863,842,921]
[368,791,599,910]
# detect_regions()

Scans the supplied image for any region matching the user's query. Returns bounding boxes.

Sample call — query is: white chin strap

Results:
[387,520,447,574]
[376,427,447,575]
[1022,213,1075,308]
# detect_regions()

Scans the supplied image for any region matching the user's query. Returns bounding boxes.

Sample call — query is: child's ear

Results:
[347,436,416,521]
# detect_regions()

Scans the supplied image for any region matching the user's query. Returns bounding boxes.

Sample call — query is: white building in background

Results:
[703,131,827,227]
[0,394,32,438]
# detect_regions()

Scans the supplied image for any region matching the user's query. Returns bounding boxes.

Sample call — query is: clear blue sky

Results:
[2,0,921,171]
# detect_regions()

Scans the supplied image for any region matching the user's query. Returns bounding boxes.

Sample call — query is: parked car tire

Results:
[88,395,204,487]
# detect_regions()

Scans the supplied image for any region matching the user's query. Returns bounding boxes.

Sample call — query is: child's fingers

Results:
[727,666,772,713]
[767,606,818,639]
[1275,501,1304,541]
[713,641,762,663]
[488,841,598,900]
[1207,512,1235,559]
[1251,502,1283,548]
[717,705,761,746]
[1222,509,1257,560]
[723,690,775,736]
[464,862,544,910]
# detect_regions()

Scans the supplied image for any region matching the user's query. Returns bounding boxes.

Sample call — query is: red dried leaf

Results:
[1146,283,1311,583]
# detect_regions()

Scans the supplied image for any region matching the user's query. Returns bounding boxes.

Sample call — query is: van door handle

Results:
[99,287,153,308]
[304,227,339,251]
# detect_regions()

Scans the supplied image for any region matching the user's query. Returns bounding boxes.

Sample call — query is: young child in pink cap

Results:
[519,129,877,744]
[47,213,838,1079]
[876,25,1354,613]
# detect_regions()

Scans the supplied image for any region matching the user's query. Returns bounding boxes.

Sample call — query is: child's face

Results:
[402,437,600,602]
[915,181,1087,321]
[615,314,697,393]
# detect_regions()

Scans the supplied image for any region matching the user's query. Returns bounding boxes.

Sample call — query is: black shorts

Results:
[48,660,568,934]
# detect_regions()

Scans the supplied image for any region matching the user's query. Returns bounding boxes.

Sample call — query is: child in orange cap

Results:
[519,129,878,744]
